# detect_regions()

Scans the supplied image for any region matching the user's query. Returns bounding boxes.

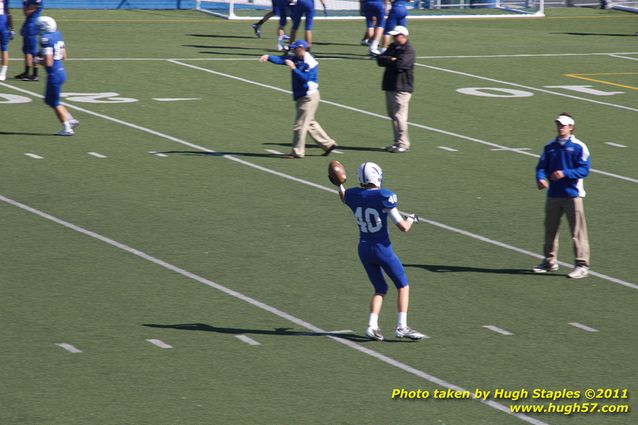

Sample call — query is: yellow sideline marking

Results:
[564,73,638,91]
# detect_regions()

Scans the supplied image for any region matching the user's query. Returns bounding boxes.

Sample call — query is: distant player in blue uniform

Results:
[382,0,408,52]
[251,0,291,51]
[363,0,386,56]
[289,0,327,50]
[336,162,425,341]
[15,0,42,81]
[0,0,15,81]
[36,16,79,136]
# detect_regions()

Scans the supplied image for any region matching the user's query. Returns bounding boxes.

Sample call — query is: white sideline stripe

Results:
[55,343,82,353]
[2,81,636,290]
[417,52,638,59]
[265,149,283,155]
[0,194,546,425]
[25,153,43,160]
[438,146,458,152]
[328,329,354,334]
[164,61,638,185]
[609,54,638,62]
[415,63,638,114]
[153,97,200,102]
[568,322,599,333]
[333,149,344,154]
[491,147,531,151]
[605,142,627,148]
[149,151,168,157]
[483,325,513,336]
[88,152,107,158]
[146,338,173,348]
[235,335,261,346]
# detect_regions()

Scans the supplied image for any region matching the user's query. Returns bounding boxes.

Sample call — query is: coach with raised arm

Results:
[376,25,415,153]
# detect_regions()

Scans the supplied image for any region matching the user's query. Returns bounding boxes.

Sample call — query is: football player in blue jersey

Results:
[382,0,408,52]
[289,0,327,50]
[15,0,42,81]
[36,16,79,136]
[337,162,425,341]
[0,0,15,81]
[363,0,386,56]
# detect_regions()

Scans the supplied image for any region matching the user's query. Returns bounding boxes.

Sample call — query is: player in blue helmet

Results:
[0,0,15,81]
[336,162,425,341]
[15,0,42,81]
[36,16,79,136]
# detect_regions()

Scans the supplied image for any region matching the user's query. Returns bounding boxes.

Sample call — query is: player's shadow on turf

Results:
[263,142,387,153]
[143,323,372,342]
[404,264,552,276]
[0,131,57,137]
[187,33,258,40]
[554,32,638,37]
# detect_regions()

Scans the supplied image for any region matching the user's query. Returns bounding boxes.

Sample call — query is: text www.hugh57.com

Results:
[510,402,630,416]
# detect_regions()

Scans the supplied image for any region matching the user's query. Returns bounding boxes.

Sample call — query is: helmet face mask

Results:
[37,16,57,33]
[357,162,383,187]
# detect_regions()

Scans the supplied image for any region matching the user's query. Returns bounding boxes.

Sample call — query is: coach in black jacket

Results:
[376,25,415,153]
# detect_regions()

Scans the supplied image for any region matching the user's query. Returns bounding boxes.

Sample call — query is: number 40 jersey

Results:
[344,187,398,244]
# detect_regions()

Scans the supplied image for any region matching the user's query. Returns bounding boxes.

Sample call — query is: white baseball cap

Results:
[555,115,575,126]
[388,26,409,37]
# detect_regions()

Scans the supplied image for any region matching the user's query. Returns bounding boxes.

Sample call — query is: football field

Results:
[1,7,637,425]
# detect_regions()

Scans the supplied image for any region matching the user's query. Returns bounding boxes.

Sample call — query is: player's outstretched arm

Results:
[388,208,418,232]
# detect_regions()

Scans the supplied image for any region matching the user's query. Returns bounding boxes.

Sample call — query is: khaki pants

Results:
[292,91,336,157]
[385,90,412,148]
[543,197,590,267]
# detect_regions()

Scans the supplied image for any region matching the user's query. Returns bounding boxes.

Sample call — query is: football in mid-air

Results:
[328,160,347,186]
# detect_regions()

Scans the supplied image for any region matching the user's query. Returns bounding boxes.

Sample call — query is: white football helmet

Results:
[37,16,57,33]
[357,162,383,187]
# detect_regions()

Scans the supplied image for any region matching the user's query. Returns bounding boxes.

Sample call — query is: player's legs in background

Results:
[276,1,289,50]
[303,4,314,48]
[0,17,8,80]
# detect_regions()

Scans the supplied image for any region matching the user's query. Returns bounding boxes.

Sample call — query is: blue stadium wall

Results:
[36,1,197,9]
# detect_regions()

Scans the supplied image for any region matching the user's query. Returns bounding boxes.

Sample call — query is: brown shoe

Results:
[321,144,338,157]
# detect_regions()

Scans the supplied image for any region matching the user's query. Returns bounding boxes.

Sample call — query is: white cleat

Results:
[56,128,74,136]
[567,266,589,279]
[395,327,426,340]
[277,42,285,51]
[369,48,380,56]
[0,74,6,81]
[532,262,559,273]
[365,326,384,341]
[69,119,80,129]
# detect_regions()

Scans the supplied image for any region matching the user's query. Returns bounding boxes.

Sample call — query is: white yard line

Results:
[55,343,82,353]
[328,329,354,334]
[414,62,638,114]
[164,61,638,185]
[88,152,107,158]
[605,142,627,148]
[149,151,168,157]
[483,325,513,336]
[2,80,636,290]
[153,98,200,102]
[568,322,599,333]
[490,147,531,151]
[0,193,547,425]
[24,153,43,160]
[438,146,458,152]
[609,54,638,62]
[418,52,638,59]
[146,339,173,348]
[235,335,261,346]
[265,149,284,155]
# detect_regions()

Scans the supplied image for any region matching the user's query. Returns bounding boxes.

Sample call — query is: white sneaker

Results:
[365,326,384,341]
[369,48,380,56]
[532,262,559,273]
[0,74,6,81]
[395,327,426,340]
[277,41,285,51]
[567,266,589,279]
[69,119,80,129]
[389,145,409,153]
[56,128,74,136]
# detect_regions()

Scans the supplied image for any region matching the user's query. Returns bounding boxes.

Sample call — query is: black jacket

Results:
[376,41,415,93]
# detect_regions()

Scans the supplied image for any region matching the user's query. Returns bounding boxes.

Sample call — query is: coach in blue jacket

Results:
[533,113,591,279]
[259,40,337,159]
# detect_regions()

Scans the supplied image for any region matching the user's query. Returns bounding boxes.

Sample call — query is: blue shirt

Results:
[1,0,9,17]
[344,187,398,243]
[268,52,319,100]
[40,30,65,74]
[536,136,590,198]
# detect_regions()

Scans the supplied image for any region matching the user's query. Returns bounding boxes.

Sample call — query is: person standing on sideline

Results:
[0,0,15,81]
[364,0,386,56]
[381,0,408,52]
[288,0,327,50]
[533,113,590,279]
[258,40,337,159]
[333,162,425,341]
[37,16,79,136]
[15,0,42,81]
[376,26,414,153]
